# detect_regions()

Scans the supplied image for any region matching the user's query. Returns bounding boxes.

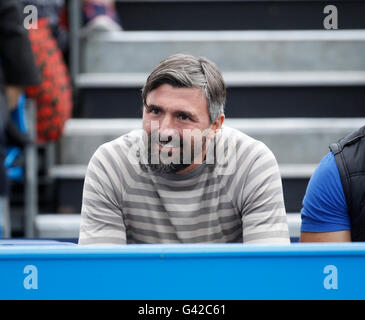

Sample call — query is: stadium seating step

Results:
[57,117,365,165]
[34,212,302,242]
[81,30,365,74]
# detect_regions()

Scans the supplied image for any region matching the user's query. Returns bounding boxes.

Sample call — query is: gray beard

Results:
[141,142,191,174]
[139,133,208,174]
[144,162,191,174]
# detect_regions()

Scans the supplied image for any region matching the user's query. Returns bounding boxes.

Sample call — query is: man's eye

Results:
[151,108,161,115]
[179,114,190,121]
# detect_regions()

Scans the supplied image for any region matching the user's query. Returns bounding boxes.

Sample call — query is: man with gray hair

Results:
[79,54,290,245]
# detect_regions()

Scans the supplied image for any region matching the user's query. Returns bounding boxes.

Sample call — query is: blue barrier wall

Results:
[0,243,364,300]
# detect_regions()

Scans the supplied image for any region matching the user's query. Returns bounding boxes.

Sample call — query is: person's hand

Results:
[5,86,23,110]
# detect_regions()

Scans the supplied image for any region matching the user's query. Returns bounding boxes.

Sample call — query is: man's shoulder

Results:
[308,152,340,188]
[221,125,252,141]
[301,152,350,232]
[214,126,277,179]
[303,152,345,207]
[221,125,276,160]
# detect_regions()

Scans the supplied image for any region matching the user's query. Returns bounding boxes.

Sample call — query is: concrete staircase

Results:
[76,30,365,120]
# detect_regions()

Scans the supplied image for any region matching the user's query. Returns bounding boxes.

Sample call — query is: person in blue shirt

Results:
[300,151,351,242]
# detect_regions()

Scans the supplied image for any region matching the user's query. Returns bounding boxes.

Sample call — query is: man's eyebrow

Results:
[173,110,197,120]
[145,104,198,120]
[145,104,163,111]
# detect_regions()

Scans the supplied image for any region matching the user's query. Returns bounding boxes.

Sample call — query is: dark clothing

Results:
[330,125,365,241]
[0,0,41,86]
[0,94,8,196]
[0,0,41,196]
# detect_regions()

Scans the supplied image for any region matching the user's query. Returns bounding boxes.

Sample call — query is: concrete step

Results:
[35,214,81,239]
[34,212,302,242]
[81,30,365,73]
[49,164,317,180]
[57,118,365,165]
[77,71,365,88]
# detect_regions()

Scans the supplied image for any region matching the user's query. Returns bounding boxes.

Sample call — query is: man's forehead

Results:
[146,84,207,111]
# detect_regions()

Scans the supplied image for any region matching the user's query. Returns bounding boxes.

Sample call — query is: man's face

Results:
[142,83,217,174]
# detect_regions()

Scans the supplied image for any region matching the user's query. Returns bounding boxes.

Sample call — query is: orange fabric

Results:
[25,17,72,142]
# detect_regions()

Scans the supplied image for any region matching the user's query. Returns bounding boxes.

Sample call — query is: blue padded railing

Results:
[0,243,365,299]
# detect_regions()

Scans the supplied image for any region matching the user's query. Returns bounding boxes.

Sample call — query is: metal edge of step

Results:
[48,164,317,179]
[76,71,365,88]
[83,29,365,43]
[61,118,365,136]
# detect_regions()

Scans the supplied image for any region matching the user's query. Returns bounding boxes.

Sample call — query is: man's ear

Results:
[206,114,224,140]
[211,114,225,135]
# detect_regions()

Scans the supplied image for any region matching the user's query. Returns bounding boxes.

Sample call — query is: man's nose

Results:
[159,115,176,140]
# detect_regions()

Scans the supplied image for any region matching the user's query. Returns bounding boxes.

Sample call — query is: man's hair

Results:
[141,54,226,122]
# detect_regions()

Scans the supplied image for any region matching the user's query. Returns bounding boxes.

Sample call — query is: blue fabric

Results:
[301,152,350,232]
[5,94,27,181]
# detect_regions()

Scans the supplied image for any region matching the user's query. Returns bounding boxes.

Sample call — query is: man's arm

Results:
[240,142,290,244]
[78,145,127,245]
[300,152,351,242]
[300,230,351,242]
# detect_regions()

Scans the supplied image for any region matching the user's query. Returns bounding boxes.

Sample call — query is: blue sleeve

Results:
[300,152,350,232]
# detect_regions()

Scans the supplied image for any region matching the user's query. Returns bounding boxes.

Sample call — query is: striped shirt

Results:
[78,126,290,245]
